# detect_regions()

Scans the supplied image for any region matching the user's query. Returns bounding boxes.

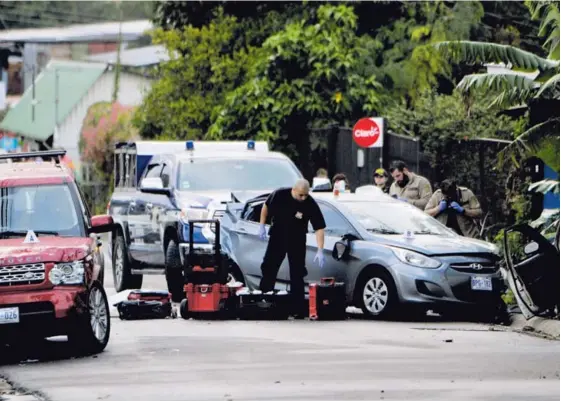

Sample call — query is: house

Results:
[0,59,152,173]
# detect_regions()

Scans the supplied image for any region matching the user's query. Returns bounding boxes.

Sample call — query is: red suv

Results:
[0,151,113,355]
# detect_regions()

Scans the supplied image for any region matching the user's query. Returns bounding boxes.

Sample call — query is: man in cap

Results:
[389,160,432,210]
[373,168,390,194]
[258,179,326,318]
[425,178,483,238]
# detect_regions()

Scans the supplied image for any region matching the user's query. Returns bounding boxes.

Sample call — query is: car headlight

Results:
[49,261,85,285]
[179,208,208,223]
[390,247,441,269]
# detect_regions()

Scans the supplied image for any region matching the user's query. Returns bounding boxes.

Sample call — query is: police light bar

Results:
[247,140,255,150]
[186,141,194,150]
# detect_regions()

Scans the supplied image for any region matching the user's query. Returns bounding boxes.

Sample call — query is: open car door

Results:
[503,223,560,319]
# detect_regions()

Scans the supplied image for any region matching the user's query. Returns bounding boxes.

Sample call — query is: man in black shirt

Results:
[258,179,326,317]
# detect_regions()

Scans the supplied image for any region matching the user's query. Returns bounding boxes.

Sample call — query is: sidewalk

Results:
[509,313,560,340]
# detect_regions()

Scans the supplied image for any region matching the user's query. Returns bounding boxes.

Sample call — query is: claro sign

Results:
[352,117,385,148]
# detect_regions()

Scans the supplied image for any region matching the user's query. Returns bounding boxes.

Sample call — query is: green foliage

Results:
[207,5,382,174]
[525,0,560,60]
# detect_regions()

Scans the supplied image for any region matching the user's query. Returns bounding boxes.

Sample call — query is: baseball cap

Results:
[373,168,387,177]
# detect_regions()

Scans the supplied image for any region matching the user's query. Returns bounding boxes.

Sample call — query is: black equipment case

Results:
[308,278,347,320]
[235,289,292,320]
[115,290,175,320]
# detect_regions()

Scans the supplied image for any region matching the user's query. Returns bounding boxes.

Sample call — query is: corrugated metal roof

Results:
[0,60,106,142]
[86,45,169,67]
[0,20,153,44]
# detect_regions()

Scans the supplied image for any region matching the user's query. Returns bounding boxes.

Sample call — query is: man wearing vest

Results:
[425,178,483,238]
[388,160,432,210]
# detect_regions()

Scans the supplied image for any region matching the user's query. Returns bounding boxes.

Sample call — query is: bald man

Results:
[258,179,326,318]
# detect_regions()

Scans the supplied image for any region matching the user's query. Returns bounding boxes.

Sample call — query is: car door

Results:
[503,223,560,319]
[230,198,289,291]
[281,200,357,294]
[128,162,163,263]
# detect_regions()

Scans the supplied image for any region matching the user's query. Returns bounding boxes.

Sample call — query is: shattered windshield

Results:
[177,158,302,191]
[340,201,455,236]
[0,184,83,238]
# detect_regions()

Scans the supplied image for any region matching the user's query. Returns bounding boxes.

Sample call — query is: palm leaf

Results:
[457,73,538,108]
[528,179,560,195]
[434,41,559,73]
[535,73,560,99]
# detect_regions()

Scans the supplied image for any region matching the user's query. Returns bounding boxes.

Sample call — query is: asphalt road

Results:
[0,243,559,401]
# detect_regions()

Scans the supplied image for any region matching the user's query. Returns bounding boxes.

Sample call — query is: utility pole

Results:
[112,0,123,103]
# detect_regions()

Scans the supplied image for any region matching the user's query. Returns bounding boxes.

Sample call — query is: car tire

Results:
[165,240,185,302]
[68,281,111,356]
[357,269,398,319]
[112,234,143,292]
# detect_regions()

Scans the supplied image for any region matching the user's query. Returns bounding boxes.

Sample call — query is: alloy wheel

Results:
[114,243,123,288]
[89,287,109,342]
[363,277,389,315]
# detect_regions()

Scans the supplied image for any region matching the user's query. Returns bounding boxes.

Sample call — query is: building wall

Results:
[55,71,151,168]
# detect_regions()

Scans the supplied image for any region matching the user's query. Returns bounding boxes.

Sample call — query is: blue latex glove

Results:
[258,224,267,240]
[449,201,465,214]
[397,197,408,203]
[314,250,325,268]
[438,200,447,213]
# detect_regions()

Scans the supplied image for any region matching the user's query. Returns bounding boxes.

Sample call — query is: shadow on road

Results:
[0,337,100,367]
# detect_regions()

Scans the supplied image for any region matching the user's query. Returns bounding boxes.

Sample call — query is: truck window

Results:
[161,163,172,188]
[177,159,301,191]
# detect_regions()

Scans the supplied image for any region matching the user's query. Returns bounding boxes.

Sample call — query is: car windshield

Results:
[0,184,83,238]
[340,201,455,236]
[177,158,302,191]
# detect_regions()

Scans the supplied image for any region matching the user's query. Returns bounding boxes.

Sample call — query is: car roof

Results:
[0,161,73,187]
[171,150,292,162]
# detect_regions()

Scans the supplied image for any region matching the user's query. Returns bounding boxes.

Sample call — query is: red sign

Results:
[352,118,384,148]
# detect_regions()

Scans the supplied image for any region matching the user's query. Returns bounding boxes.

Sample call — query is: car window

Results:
[0,184,84,237]
[308,203,352,237]
[340,200,455,236]
[161,163,172,188]
[177,158,301,191]
[144,163,162,179]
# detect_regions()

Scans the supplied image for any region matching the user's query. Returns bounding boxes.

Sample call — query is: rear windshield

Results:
[0,184,83,237]
[177,158,302,191]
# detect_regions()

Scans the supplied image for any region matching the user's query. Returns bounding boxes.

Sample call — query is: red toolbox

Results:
[180,283,240,318]
[309,278,347,320]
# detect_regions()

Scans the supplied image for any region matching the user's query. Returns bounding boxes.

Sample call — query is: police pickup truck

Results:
[107,140,303,301]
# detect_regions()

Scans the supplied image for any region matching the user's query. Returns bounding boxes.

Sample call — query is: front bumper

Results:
[390,261,503,307]
[0,287,86,340]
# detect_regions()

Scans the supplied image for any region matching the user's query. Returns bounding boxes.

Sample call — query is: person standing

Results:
[373,168,390,194]
[389,160,432,210]
[425,178,483,238]
[258,179,326,318]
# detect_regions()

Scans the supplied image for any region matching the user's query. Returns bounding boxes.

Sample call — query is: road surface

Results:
[0,242,559,401]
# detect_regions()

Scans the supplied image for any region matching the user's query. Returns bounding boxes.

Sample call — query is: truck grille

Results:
[0,263,46,286]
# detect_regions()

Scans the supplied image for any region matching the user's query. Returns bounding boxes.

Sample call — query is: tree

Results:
[207,4,381,178]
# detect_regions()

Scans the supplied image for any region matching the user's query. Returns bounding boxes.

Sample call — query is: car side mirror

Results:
[524,241,539,255]
[140,177,170,196]
[332,240,348,261]
[90,215,115,234]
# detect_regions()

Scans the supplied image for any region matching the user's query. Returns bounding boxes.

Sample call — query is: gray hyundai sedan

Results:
[219,188,504,319]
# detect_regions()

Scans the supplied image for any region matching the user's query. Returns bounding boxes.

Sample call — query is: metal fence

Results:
[323,126,512,237]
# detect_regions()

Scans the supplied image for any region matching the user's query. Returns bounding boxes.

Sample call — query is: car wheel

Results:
[113,234,143,292]
[227,260,245,286]
[357,269,398,319]
[68,281,111,355]
[165,240,184,302]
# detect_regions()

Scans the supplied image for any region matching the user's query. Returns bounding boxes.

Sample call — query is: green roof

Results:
[0,60,106,142]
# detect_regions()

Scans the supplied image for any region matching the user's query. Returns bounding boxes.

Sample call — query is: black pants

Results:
[259,232,307,312]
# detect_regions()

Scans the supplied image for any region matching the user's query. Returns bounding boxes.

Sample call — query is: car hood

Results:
[177,190,273,208]
[366,233,498,256]
[0,236,92,266]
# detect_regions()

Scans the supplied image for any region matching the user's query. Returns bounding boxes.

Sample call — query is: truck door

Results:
[128,162,163,264]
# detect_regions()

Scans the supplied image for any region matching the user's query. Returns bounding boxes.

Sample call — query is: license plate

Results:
[0,307,20,324]
[471,276,492,291]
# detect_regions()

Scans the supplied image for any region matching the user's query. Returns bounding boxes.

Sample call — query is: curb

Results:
[509,313,560,340]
